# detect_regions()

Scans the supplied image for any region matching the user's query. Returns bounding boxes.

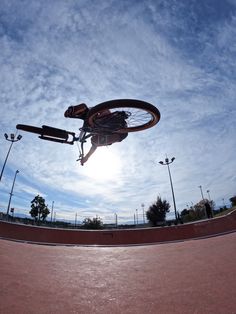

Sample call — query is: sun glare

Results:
[80,147,122,181]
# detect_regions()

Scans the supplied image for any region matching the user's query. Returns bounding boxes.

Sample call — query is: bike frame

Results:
[17,111,127,162]
[76,127,92,162]
[41,122,117,162]
[76,123,118,162]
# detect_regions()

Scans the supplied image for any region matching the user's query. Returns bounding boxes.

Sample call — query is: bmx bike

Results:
[16,99,160,162]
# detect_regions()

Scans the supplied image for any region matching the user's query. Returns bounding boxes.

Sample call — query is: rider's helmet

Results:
[64,103,89,119]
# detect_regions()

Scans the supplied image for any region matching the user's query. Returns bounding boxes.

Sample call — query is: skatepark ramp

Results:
[0,210,235,245]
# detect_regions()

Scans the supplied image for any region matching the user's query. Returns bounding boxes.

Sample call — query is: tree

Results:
[193,199,207,219]
[229,196,236,207]
[180,199,215,222]
[180,208,190,217]
[30,195,50,224]
[146,196,170,226]
[81,217,103,229]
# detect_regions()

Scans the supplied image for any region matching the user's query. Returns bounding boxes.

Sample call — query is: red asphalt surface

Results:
[0,232,236,314]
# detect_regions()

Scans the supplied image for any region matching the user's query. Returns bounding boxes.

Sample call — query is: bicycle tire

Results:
[87,99,160,133]
[16,124,43,135]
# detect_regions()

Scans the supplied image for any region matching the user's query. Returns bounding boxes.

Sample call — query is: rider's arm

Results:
[81,144,97,165]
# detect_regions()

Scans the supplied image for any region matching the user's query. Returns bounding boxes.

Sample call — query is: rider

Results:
[64,103,128,164]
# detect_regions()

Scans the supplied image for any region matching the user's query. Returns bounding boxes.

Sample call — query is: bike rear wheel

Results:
[87,99,160,133]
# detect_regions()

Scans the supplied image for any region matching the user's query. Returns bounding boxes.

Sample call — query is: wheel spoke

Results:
[88,99,160,132]
[108,107,153,128]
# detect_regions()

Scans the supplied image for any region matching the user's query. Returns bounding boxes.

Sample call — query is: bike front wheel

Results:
[87,99,161,133]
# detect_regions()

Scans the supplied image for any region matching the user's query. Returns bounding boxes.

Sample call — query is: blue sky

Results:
[0,0,236,224]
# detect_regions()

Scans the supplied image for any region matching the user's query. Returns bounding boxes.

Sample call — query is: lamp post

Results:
[50,201,54,223]
[207,190,214,217]
[198,185,204,200]
[141,203,145,224]
[75,212,77,227]
[6,170,19,218]
[0,133,22,182]
[206,190,211,201]
[114,213,118,228]
[198,185,207,218]
[159,156,177,221]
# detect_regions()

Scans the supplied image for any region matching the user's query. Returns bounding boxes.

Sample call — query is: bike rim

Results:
[88,99,160,133]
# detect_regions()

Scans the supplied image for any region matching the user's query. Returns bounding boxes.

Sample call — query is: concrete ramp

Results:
[0,232,236,314]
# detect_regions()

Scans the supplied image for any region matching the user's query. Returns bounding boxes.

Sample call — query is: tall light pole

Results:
[0,133,22,182]
[206,190,211,201]
[75,212,77,227]
[6,170,19,218]
[159,156,177,221]
[198,185,207,218]
[50,201,54,223]
[141,203,145,224]
[207,190,214,217]
[114,213,118,228]
[198,185,204,200]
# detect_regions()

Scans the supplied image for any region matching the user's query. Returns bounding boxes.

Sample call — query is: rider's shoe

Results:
[64,103,89,119]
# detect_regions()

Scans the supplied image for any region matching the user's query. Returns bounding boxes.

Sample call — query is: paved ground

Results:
[0,232,236,314]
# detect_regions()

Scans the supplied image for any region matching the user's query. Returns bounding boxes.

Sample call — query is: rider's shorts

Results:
[91,133,128,146]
